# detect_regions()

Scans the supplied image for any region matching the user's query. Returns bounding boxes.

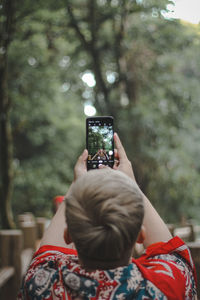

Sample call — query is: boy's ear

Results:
[64,228,72,245]
[136,225,146,244]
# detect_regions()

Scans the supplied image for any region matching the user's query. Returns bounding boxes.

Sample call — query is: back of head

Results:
[65,169,144,269]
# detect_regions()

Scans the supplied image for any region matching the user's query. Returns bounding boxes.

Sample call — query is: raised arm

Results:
[40,149,88,247]
[113,133,172,248]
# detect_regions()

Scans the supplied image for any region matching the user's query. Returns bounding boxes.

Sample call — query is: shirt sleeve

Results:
[17,245,78,300]
[136,236,197,299]
[141,236,196,273]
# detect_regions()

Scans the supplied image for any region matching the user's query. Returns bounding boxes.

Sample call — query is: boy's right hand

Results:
[113,133,136,182]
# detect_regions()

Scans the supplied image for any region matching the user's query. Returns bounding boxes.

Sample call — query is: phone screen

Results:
[86,116,114,170]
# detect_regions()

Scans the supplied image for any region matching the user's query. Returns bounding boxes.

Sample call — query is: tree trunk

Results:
[0,0,15,229]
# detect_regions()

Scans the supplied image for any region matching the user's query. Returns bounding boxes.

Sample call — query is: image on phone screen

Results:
[86,117,114,170]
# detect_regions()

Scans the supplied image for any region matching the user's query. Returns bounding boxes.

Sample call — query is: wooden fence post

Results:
[20,222,37,249]
[18,213,37,250]
[0,230,23,300]
[18,212,35,227]
[187,224,195,242]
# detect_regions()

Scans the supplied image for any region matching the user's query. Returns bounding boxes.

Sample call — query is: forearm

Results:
[40,185,73,247]
[127,172,172,247]
[40,150,88,248]
[40,201,67,247]
[141,192,172,248]
[113,133,172,247]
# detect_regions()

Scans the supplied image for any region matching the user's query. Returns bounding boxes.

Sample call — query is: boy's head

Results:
[65,168,144,270]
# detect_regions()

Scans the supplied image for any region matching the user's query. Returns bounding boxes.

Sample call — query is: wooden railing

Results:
[0,230,23,299]
[0,214,47,300]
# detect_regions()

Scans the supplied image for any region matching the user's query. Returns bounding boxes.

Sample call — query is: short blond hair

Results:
[65,168,144,269]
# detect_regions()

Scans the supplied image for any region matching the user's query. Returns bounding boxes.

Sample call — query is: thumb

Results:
[78,149,88,164]
[114,132,127,161]
[74,149,88,181]
[81,149,88,161]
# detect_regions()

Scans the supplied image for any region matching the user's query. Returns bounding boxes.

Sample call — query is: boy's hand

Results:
[113,133,136,182]
[74,149,88,181]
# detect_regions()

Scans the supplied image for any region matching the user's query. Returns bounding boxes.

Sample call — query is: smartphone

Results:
[86,116,114,170]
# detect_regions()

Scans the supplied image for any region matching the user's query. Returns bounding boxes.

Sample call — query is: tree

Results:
[0,0,80,226]
[0,0,50,228]
[1,0,200,225]
[65,0,200,222]
[7,2,86,219]
[0,0,16,228]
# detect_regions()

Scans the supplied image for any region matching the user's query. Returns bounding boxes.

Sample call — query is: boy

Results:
[18,133,197,299]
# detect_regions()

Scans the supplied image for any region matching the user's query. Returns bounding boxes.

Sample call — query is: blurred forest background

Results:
[0,0,200,229]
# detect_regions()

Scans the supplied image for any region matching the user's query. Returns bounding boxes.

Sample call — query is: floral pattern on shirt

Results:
[18,237,197,300]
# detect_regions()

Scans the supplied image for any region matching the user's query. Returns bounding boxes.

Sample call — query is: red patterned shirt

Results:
[18,236,197,299]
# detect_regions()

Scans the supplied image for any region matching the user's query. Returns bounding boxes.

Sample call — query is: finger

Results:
[75,149,88,169]
[74,150,88,180]
[77,149,87,163]
[113,163,118,170]
[82,149,88,161]
[114,132,127,159]
[113,159,119,170]
[114,148,119,159]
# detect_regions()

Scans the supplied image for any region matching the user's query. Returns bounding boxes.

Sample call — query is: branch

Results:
[89,0,97,43]
[66,0,113,114]
[66,0,91,52]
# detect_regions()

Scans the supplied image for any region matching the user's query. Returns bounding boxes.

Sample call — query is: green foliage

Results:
[1,0,200,224]
[64,0,200,223]
[7,4,85,219]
